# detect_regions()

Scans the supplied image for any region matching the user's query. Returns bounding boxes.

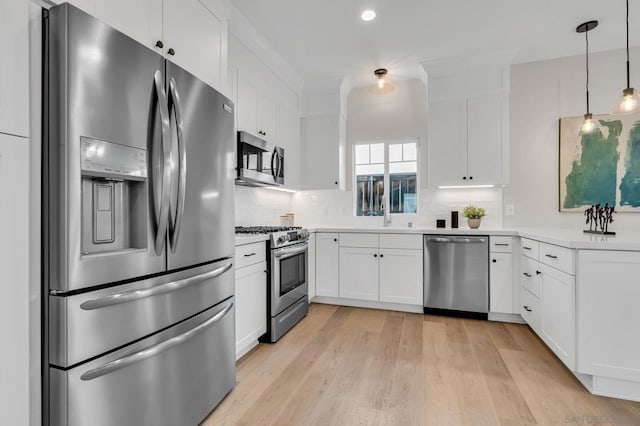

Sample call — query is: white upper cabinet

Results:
[428,93,507,186]
[424,54,511,187]
[64,0,228,91]
[0,0,29,137]
[163,0,228,91]
[301,114,342,190]
[278,104,302,189]
[236,70,278,143]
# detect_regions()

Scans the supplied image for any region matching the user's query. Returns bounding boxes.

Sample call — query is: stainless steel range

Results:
[235,226,310,342]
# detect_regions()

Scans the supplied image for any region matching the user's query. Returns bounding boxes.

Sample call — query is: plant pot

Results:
[467,218,481,229]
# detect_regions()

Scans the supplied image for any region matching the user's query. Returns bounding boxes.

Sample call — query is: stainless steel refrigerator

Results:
[43,4,236,425]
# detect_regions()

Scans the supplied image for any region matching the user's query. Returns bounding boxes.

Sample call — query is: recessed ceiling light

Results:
[361,10,376,21]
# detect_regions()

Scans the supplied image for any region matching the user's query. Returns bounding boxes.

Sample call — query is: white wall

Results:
[505,47,640,231]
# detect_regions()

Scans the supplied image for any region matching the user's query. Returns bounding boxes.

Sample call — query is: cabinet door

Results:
[235,262,267,359]
[258,94,278,143]
[540,264,575,369]
[236,71,259,135]
[339,247,379,301]
[467,94,507,185]
[0,0,29,137]
[490,252,513,314]
[66,0,163,54]
[428,98,468,186]
[307,233,316,299]
[278,104,301,189]
[163,0,227,90]
[301,114,340,190]
[315,233,340,297]
[379,249,423,305]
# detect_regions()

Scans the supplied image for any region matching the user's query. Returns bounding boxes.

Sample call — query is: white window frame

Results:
[352,139,420,216]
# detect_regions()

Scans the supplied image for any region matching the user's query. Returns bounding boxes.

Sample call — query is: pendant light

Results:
[577,21,600,134]
[614,0,640,114]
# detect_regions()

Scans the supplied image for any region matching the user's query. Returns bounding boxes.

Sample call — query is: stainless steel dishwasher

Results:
[424,235,489,319]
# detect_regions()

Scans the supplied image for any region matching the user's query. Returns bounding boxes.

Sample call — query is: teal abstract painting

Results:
[559,113,640,212]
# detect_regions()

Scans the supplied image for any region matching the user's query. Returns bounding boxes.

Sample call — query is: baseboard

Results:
[488,312,526,324]
[235,329,263,361]
[312,296,423,314]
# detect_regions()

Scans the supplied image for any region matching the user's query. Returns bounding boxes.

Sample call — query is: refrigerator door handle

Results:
[168,77,187,253]
[79,262,233,310]
[80,301,234,381]
[152,70,172,255]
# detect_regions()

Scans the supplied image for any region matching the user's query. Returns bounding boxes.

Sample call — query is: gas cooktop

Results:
[235,226,308,248]
[235,226,302,234]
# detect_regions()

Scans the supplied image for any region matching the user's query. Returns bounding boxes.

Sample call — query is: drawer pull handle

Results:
[545,254,558,259]
[523,305,532,312]
[523,246,532,250]
[494,243,509,246]
[523,272,532,278]
[243,253,257,257]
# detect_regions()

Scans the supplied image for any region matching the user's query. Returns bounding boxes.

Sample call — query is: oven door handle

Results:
[274,245,308,259]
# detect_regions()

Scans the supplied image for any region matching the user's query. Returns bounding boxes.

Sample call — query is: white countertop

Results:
[234,234,269,246]
[306,226,640,251]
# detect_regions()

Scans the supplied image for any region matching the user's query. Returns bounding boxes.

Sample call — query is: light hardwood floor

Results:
[203,304,640,426]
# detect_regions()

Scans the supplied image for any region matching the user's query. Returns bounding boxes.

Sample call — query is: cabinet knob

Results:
[492,259,497,263]
[469,176,474,180]
[155,40,164,48]
[167,48,175,56]
[462,176,467,180]
[536,270,541,275]
[334,181,338,185]
[374,254,378,258]
[333,238,337,242]
[380,254,384,258]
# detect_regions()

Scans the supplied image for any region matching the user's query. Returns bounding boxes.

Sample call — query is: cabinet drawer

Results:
[520,255,541,297]
[490,236,513,253]
[339,233,379,248]
[235,242,266,269]
[520,287,540,332]
[539,242,574,274]
[520,238,539,259]
[379,234,422,250]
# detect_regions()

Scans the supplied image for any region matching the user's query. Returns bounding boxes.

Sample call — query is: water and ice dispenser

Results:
[80,138,148,255]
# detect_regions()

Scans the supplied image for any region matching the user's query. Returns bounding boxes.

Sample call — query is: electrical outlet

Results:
[505,204,515,216]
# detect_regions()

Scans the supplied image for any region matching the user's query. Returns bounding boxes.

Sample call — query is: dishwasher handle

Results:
[426,236,487,244]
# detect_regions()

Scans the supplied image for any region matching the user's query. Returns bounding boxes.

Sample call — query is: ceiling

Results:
[229,0,639,90]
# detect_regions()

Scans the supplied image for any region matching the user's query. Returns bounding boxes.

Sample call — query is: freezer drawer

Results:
[50,259,234,367]
[50,298,235,426]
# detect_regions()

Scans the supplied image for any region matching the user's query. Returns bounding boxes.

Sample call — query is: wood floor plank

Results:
[203,305,640,426]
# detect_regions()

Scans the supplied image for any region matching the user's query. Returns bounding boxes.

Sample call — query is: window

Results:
[354,141,418,216]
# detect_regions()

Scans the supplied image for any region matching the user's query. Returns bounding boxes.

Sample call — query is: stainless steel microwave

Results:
[236,131,285,187]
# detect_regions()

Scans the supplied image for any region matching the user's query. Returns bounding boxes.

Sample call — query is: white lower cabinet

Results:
[234,242,267,360]
[339,247,379,301]
[539,264,575,369]
[379,249,423,305]
[489,252,513,314]
[308,233,316,299]
[315,233,339,297]
[519,239,576,371]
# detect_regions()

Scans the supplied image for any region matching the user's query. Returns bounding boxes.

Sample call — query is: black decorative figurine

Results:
[583,203,616,235]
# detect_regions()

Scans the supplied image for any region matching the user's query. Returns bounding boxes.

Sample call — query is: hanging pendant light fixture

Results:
[577,20,600,134]
[614,0,640,114]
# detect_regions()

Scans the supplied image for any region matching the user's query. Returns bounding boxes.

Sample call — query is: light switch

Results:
[505,204,515,216]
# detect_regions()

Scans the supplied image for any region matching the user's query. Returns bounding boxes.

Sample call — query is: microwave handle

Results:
[270,149,278,180]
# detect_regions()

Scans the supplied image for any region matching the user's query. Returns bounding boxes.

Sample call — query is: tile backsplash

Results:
[234,186,293,226]
[292,187,504,228]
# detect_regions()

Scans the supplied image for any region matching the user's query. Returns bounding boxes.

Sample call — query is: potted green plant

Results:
[463,205,486,229]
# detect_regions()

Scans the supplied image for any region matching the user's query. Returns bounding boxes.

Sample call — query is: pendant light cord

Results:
[586,29,590,114]
[626,0,631,89]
